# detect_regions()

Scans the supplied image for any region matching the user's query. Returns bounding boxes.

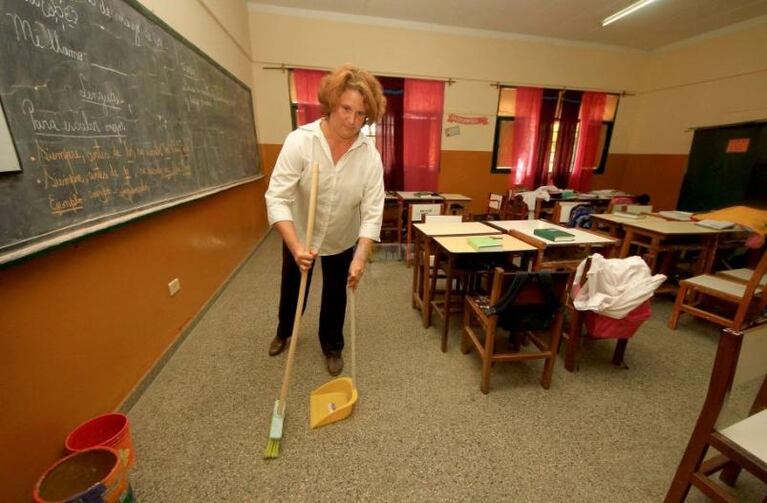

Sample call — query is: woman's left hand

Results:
[347,257,366,290]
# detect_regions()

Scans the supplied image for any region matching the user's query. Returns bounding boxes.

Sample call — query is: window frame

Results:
[490,116,515,174]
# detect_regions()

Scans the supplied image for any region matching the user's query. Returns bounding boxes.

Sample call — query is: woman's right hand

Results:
[292,247,317,272]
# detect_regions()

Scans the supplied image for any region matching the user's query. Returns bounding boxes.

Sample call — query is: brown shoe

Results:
[268,336,290,356]
[326,353,343,376]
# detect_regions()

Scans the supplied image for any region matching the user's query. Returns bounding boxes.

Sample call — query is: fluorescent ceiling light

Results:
[601,0,657,26]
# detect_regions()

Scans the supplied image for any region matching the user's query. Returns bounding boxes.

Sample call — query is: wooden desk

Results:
[412,222,500,328]
[534,193,616,221]
[431,234,536,352]
[488,219,617,271]
[591,213,664,238]
[439,193,472,217]
[618,220,728,277]
[396,191,445,260]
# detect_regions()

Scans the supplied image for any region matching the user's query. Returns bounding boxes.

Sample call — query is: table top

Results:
[434,234,536,254]
[620,220,729,235]
[592,213,665,224]
[396,191,444,201]
[439,193,472,201]
[489,219,617,246]
[414,221,500,237]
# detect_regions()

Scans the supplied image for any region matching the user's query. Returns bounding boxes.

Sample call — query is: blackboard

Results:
[0,0,262,264]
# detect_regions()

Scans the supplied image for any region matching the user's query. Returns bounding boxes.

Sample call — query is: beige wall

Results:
[0,1,267,501]
[628,21,767,154]
[249,7,767,158]
[247,7,648,149]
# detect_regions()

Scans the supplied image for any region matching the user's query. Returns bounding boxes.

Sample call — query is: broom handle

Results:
[278,162,319,414]
[350,288,356,385]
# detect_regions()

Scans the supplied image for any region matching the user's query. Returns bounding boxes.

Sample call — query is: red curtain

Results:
[570,92,606,191]
[293,69,326,126]
[532,89,559,188]
[376,77,404,190]
[509,87,543,189]
[552,90,583,188]
[403,79,444,191]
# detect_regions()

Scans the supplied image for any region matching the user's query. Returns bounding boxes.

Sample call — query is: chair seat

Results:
[681,275,764,299]
[720,408,767,464]
[718,268,767,287]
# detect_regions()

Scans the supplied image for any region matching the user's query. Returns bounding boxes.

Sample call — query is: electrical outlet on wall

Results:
[168,278,181,296]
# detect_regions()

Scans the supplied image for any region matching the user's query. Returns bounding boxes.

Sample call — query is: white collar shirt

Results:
[265,119,385,256]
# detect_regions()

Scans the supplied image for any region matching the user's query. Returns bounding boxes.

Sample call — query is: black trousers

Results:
[276,243,354,355]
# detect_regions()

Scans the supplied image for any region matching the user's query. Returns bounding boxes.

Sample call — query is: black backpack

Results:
[483,271,562,332]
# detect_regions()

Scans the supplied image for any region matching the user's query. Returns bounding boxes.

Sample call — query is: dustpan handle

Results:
[278,162,320,414]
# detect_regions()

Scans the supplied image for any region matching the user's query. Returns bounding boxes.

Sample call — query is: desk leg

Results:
[440,254,455,353]
[646,236,662,273]
[423,239,433,328]
[700,235,718,274]
[564,306,582,372]
[412,231,421,309]
[532,249,544,272]
[398,201,405,260]
[619,230,633,258]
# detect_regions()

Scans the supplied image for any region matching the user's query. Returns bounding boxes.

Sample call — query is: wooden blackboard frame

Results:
[0,0,263,266]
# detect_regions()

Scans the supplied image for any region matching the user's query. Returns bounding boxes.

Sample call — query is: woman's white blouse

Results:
[265,119,385,256]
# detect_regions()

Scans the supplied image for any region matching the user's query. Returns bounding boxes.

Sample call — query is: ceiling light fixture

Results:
[601,0,657,27]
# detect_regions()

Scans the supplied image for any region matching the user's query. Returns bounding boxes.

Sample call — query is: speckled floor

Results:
[127,231,763,502]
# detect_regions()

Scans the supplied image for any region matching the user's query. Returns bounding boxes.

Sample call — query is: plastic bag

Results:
[584,300,651,340]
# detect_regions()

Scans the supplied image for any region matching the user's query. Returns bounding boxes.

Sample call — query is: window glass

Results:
[498,88,516,117]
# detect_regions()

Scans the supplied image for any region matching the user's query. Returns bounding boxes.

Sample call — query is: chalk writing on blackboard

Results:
[0,0,262,264]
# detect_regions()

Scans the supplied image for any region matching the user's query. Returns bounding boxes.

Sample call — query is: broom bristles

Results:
[264,438,280,459]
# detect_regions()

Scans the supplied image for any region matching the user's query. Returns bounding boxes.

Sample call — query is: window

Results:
[491,86,619,179]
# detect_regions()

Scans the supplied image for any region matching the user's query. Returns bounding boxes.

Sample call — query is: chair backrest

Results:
[612,204,653,214]
[410,203,442,223]
[424,214,462,224]
[488,193,505,212]
[503,195,529,220]
[702,324,767,428]
[734,249,767,325]
[486,269,570,332]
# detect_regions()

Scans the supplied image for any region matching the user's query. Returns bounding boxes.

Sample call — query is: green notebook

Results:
[533,228,576,242]
[467,236,503,251]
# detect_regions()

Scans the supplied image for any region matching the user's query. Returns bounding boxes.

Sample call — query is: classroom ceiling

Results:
[247,0,767,50]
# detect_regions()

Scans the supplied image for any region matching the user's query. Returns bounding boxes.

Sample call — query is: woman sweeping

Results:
[264,64,386,376]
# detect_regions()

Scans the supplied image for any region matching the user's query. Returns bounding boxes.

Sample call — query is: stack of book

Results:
[613,211,645,220]
[533,228,575,242]
[658,210,693,221]
[467,236,503,251]
[695,219,735,230]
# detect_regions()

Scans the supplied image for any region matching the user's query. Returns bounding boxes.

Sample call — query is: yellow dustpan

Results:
[310,289,358,428]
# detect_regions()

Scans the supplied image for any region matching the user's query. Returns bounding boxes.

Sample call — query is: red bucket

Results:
[65,412,135,470]
[33,446,133,503]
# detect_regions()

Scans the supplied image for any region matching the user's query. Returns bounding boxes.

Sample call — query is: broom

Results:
[264,161,319,459]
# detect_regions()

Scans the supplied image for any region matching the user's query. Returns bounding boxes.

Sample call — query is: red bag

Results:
[584,300,651,340]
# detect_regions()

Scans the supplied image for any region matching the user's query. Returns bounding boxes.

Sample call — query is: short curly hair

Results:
[317,64,386,124]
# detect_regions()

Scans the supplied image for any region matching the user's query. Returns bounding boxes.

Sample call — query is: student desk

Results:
[488,219,617,271]
[591,213,664,238]
[439,193,472,217]
[534,194,616,221]
[618,220,728,277]
[412,221,500,328]
[396,191,445,259]
[431,234,536,352]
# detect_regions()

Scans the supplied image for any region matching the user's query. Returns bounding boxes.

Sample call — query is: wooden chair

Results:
[551,202,591,226]
[502,194,529,220]
[461,268,569,394]
[665,324,767,502]
[669,250,767,331]
[406,203,442,266]
[475,192,505,221]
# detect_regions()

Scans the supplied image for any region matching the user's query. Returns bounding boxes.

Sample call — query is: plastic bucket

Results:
[33,446,134,503]
[65,413,135,469]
